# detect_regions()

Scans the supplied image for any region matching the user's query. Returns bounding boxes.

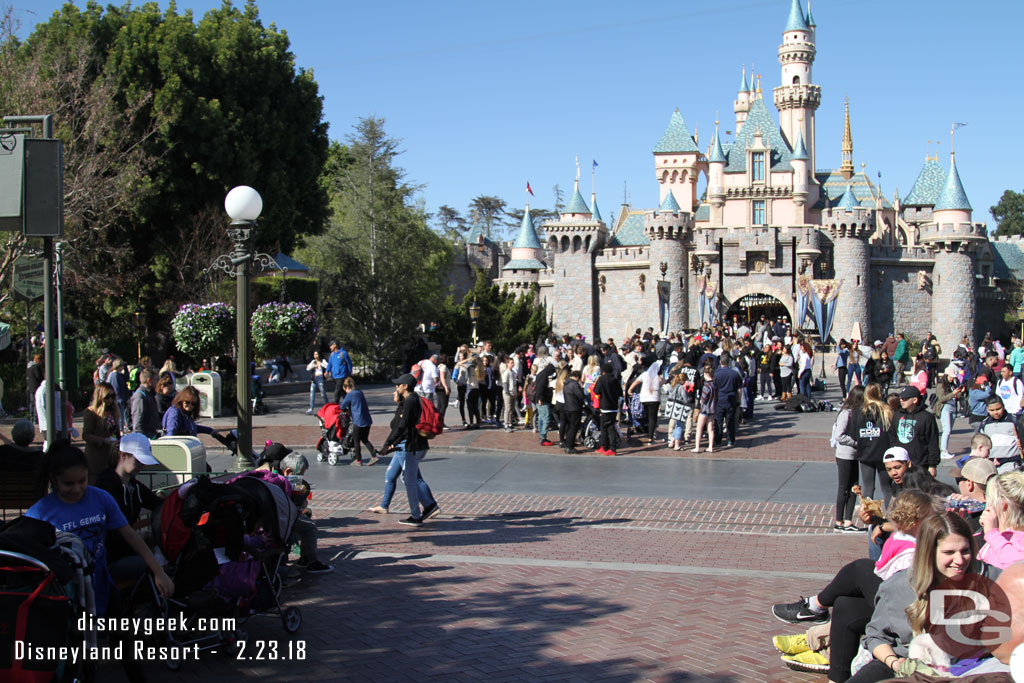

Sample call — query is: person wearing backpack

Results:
[996,363,1024,426]
[365,373,439,526]
[831,385,864,532]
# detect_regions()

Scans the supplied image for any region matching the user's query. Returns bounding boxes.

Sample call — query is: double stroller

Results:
[137,472,302,669]
[315,403,355,466]
[0,516,97,682]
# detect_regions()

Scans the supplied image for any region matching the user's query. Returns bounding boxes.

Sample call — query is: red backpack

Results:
[415,397,444,439]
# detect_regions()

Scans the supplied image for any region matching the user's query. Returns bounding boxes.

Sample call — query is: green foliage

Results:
[468,195,506,240]
[213,276,319,310]
[296,117,451,368]
[433,269,550,354]
[992,189,1024,236]
[170,303,235,358]
[251,301,317,357]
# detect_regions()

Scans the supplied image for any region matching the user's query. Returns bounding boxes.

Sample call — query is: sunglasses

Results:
[181,401,195,407]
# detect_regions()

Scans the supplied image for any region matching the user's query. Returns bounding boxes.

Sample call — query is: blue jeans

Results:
[309,377,326,411]
[846,364,862,393]
[799,369,812,398]
[537,403,551,440]
[939,402,956,453]
[381,444,435,517]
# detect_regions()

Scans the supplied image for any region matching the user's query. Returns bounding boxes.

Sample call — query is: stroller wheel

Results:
[327,451,339,466]
[315,437,327,462]
[583,434,597,449]
[282,606,302,633]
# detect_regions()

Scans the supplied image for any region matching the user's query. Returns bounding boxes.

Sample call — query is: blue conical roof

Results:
[933,155,973,212]
[837,184,859,210]
[739,69,748,93]
[903,157,945,206]
[709,126,727,163]
[512,204,542,249]
[660,190,681,212]
[564,183,592,214]
[785,0,809,31]
[791,127,808,161]
[590,194,603,222]
[653,110,700,153]
[806,1,815,26]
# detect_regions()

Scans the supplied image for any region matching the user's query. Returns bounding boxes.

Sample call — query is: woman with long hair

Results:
[162,385,219,437]
[779,345,795,401]
[82,381,122,481]
[934,365,965,460]
[849,383,894,504]
[465,356,484,429]
[798,341,814,399]
[453,345,471,427]
[691,362,717,454]
[834,339,850,401]
[832,385,866,531]
[978,471,1024,569]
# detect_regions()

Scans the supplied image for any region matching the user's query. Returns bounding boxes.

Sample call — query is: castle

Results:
[450,0,1022,356]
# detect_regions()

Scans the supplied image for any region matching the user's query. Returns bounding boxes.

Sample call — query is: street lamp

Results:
[133,307,145,360]
[225,186,262,470]
[468,299,480,346]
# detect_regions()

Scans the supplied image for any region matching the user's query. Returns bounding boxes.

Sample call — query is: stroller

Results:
[141,473,301,670]
[578,404,602,450]
[0,516,97,683]
[315,403,354,466]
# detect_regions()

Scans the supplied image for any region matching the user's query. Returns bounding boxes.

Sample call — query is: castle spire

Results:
[785,0,809,31]
[709,121,727,163]
[806,0,815,27]
[840,98,854,180]
[933,153,973,212]
[590,192,603,222]
[512,202,542,250]
[791,126,808,160]
[739,65,748,92]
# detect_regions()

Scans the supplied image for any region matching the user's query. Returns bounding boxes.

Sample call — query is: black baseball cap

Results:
[391,372,416,388]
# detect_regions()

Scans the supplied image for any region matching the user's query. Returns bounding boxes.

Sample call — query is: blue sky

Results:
[10,0,1023,238]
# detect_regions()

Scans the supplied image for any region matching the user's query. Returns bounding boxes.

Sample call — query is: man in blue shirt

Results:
[327,340,353,404]
[713,363,743,447]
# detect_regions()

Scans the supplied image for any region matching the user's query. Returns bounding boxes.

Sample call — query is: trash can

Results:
[190,371,222,418]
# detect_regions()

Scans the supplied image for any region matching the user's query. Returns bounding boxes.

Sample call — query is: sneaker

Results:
[842,525,867,534]
[366,456,379,466]
[940,451,955,460]
[541,440,556,447]
[422,503,441,520]
[366,505,388,514]
[350,460,363,466]
[398,516,423,527]
[772,597,829,625]
[780,651,829,673]
[305,409,314,415]
[603,450,616,456]
[832,522,847,533]
[304,560,334,574]
[772,633,810,655]
[595,447,608,455]
[565,448,578,454]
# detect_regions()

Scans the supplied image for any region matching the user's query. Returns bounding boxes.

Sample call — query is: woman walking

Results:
[628,357,663,444]
[934,365,964,460]
[831,385,865,532]
[692,362,718,453]
[798,341,814,399]
[306,350,328,414]
[834,339,850,401]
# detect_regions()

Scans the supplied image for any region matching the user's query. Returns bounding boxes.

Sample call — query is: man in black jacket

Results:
[560,371,586,453]
[889,386,940,476]
[593,363,623,455]
[534,361,557,446]
[713,363,743,447]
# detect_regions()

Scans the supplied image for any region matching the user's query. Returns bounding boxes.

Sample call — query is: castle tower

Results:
[708,122,727,226]
[824,185,873,343]
[790,126,810,222]
[653,110,706,211]
[645,190,693,333]
[500,202,545,296]
[840,98,854,180]
[773,0,821,173]
[544,178,607,339]
[734,67,751,133]
[919,152,983,354]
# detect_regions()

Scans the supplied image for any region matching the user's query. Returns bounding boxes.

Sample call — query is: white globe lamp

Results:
[224,186,263,222]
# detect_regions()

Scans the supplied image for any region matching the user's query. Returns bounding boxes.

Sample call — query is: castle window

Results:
[752,200,766,226]
[751,152,765,181]
[792,76,800,84]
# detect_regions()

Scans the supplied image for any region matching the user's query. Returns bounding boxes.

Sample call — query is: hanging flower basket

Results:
[251,301,317,357]
[170,303,235,358]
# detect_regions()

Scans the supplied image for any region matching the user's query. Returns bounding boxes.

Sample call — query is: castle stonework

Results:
[448,0,1017,354]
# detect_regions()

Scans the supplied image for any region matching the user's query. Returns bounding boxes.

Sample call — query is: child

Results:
[953,433,993,473]
[26,441,173,617]
[279,452,333,573]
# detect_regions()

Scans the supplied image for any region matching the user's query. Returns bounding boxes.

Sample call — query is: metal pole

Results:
[54,241,67,440]
[233,222,254,470]
[42,237,55,444]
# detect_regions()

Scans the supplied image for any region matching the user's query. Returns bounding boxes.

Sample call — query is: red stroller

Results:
[315,403,354,465]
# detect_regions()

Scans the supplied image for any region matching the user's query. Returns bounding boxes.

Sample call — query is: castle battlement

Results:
[918,221,987,242]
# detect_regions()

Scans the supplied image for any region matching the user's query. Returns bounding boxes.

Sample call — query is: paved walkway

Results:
[18,383,973,682]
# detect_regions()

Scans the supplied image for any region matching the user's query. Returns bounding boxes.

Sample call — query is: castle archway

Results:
[721,284,795,327]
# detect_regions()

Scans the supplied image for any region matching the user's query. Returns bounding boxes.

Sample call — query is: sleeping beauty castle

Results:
[450,0,1021,356]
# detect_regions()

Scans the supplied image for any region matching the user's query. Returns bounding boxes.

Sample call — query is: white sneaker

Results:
[940,451,955,460]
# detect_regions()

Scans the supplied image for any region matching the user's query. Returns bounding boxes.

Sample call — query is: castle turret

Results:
[791,126,809,220]
[734,66,751,132]
[774,0,821,172]
[708,123,727,226]
[645,190,693,333]
[653,110,706,211]
[545,176,607,339]
[500,203,545,296]
[919,153,984,354]
[824,185,873,343]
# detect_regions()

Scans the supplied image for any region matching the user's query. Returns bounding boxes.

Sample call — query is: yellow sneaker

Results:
[781,650,829,673]
[772,633,809,655]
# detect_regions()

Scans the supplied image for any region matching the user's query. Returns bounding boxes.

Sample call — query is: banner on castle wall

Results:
[809,279,842,343]
[697,276,706,326]
[796,275,811,329]
[657,281,670,333]
[704,278,719,325]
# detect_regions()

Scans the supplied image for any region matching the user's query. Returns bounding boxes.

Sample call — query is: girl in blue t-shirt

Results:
[27,442,173,615]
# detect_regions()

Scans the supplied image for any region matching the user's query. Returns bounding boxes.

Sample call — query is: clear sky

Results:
[10,0,1024,238]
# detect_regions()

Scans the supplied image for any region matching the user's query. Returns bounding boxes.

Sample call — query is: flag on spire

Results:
[575,156,580,182]
[592,159,598,169]
[526,182,534,197]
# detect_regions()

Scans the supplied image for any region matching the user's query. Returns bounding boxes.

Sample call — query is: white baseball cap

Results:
[119,433,158,465]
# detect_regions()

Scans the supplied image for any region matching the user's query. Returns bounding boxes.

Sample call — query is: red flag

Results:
[526,182,535,197]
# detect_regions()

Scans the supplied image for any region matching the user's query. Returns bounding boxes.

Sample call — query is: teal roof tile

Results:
[659,190,681,212]
[654,110,700,153]
[503,258,545,271]
[694,204,710,221]
[564,184,591,214]
[725,98,793,173]
[815,170,892,209]
[791,128,808,160]
[992,241,1024,280]
[709,127,728,163]
[903,158,945,206]
[590,194,603,222]
[785,0,809,31]
[608,213,650,247]
[837,184,859,210]
[512,205,542,249]
[934,156,972,212]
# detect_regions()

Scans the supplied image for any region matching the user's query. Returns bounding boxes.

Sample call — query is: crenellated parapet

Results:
[643,209,694,242]
[918,221,987,252]
[823,206,875,239]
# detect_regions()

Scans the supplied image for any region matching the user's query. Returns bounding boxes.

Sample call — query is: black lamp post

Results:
[468,299,480,346]
[133,307,145,361]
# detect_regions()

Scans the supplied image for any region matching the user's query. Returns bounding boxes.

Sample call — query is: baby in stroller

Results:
[315,402,358,466]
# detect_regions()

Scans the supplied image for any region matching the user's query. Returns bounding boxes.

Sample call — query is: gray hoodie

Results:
[863,569,914,658]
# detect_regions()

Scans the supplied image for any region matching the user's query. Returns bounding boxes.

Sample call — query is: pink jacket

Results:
[979,529,1024,569]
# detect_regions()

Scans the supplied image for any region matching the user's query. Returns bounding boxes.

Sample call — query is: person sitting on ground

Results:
[771,490,937,678]
[162,386,220,438]
[979,395,1024,472]
[278,452,333,573]
[977,471,1024,570]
